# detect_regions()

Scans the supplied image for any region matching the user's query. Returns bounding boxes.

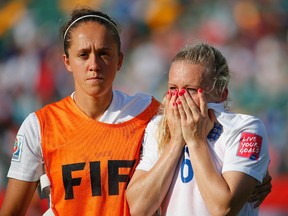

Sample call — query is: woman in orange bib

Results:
[0,8,160,216]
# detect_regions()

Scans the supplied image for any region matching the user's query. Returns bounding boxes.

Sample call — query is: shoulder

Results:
[114,90,153,103]
[231,112,266,134]
[20,112,40,131]
[17,113,41,147]
[210,103,268,140]
[147,114,162,127]
[35,96,72,120]
[38,96,71,110]
[113,90,156,111]
[218,107,266,134]
[145,115,162,135]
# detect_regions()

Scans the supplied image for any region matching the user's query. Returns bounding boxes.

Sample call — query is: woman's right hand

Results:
[166,90,185,146]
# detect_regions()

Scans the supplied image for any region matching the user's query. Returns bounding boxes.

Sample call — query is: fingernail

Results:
[173,102,176,106]
[167,90,170,95]
[198,88,203,93]
[178,89,186,96]
[177,100,181,104]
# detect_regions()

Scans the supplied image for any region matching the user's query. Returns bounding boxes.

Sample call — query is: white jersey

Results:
[7,90,152,182]
[137,102,270,216]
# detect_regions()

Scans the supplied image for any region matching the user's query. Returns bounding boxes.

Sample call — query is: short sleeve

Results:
[222,118,270,183]
[136,115,161,171]
[7,113,44,181]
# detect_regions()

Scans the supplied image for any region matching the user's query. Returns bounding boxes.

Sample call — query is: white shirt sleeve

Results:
[7,113,44,182]
[136,115,161,171]
[222,117,270,183]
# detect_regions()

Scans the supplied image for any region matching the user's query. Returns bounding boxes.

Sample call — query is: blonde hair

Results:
[157,43,230,153]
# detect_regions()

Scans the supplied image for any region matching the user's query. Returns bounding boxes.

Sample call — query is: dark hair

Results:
[60,8,121,56]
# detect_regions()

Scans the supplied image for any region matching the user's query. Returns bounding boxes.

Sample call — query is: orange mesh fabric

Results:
[36,96,160,216]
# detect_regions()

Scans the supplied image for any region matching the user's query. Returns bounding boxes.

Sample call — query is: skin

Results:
[0,21,123,215]
[126,61,263,216]
[249,171,272,208]
[63,21,123,120]
[0,180,38,216]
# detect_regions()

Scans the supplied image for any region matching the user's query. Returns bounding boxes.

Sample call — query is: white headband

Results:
[63,14,118,40]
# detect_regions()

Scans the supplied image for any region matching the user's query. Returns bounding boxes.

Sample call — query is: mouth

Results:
[87,76,103,81]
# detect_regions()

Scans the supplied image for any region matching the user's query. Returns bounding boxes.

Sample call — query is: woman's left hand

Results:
[176,88,215,146]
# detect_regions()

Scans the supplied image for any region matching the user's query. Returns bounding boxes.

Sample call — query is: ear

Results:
[220,88,228,102]
[63,54,73,73]
[117,52,124,71]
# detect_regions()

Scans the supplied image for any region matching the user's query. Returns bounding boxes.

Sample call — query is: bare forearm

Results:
[187,141,235,215]
[126,141,183,216]
[0,179,38,216]
[189,141,257,216]
[189,140,259,216]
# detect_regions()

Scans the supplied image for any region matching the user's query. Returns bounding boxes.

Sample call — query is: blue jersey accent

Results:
[207,123,223,142]
[180,146,193,183]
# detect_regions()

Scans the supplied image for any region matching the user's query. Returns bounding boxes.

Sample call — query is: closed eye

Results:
[168,87,179,94]
[169,87,177,91]
[186,88,198,95]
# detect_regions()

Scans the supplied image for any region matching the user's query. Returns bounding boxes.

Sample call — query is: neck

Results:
[73,91,113,120]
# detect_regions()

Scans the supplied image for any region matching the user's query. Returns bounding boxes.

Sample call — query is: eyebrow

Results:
[76,46,113,52]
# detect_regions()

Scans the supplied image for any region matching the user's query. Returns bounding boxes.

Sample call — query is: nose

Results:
[88,54,101,71]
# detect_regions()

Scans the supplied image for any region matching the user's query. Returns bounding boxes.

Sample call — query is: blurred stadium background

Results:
[0,0,287,215]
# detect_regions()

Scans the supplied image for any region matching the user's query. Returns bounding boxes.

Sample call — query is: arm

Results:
[188,143,257,216]
[177,89,261,216]
[126,141,183,216]
[0,178,38,216]
[1,113,44,215]
[126,90,185,216]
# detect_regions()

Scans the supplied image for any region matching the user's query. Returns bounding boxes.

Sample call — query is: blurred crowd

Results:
[0,0,287,215]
